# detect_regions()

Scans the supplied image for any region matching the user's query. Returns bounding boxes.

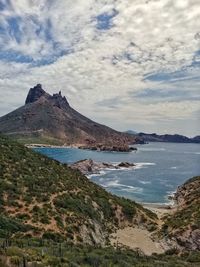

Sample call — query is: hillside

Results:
[161,176,200,250]
[0,136,200,266]
[0,84,138,148]
[0,135,157,246]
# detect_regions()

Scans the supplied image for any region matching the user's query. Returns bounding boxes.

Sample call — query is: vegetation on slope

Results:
[0,135,200,266]
[161,176,200,250]
[0,135,156,246]
[0,238,200,267]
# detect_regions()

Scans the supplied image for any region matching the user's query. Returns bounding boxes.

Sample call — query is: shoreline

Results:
[26,143,138,153]
[25,144,78,149]
[143,202,177,219]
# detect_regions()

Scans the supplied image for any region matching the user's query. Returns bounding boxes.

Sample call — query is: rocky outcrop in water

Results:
[70,159,135,175]
[78,144,137,152]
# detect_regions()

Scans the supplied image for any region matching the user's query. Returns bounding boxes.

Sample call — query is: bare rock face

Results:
[25,84,48,104]
[118,162,135,168]
[175,229,200,251]
[51,91,70,110]
[191,229,200,250]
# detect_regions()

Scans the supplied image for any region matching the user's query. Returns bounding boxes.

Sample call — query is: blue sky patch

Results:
[96,9,118,30]
[144,69,188,82]
[0,1,6,10]
[7,17,22,44]
[0,50,33,63]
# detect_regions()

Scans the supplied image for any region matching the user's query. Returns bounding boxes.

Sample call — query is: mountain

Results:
[162,176,200,250]
[128,132,200,143]
[0,135,157,246]
[0,84,139,147]
[192,136,200,143]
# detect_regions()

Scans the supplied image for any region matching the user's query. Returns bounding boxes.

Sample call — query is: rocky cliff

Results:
[162,176,200,250]
[0,84,139,147]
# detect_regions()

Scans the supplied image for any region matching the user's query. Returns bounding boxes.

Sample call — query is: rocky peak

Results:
[25,85,69,109]
[25,84,49,105]
[51,90,69,109]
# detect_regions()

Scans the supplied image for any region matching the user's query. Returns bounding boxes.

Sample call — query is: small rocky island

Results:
[70,159,135,175]
[78,144,137,152]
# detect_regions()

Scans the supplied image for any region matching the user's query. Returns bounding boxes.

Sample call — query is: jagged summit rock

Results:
[51,90,70,109]
[25,84,48,104]
[25,84,70,109]
[0,84,138,146]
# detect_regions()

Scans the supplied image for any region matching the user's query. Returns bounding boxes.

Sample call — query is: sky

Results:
[0,0,200,137]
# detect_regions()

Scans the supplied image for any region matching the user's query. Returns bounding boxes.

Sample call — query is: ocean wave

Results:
[166,190,176,196]
[139,180,151,185]
[183,151,200,155]
[134,162,156,169]
[121,187,143,193]
[86,170,106,179]
[139,148,166,152]
[101,179,143,193]
[142,201,173,206]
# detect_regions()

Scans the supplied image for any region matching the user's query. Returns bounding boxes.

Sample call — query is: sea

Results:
[34,142,200,205]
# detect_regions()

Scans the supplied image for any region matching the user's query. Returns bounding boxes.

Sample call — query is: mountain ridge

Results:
[126,131,200,143]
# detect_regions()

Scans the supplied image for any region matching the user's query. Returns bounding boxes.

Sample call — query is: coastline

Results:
[26,143,138,153]
[26,147,178,212]
[26,146,178,210]
[25,144,79,149]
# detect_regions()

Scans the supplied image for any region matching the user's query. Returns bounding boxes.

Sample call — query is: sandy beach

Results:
[25,144,76,149]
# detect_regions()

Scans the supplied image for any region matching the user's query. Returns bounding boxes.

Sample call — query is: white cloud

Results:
[0,0,200,136]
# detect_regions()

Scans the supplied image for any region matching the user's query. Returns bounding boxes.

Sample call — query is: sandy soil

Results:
[110,204,177,255]
[110,226,167,255]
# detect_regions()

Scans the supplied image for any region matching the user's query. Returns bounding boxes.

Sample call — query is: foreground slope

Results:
[0,136,200,266]
[0,84,137,147]
[0,135,156,245]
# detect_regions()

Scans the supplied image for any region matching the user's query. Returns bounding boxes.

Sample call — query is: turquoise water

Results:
[34,142,200,204]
